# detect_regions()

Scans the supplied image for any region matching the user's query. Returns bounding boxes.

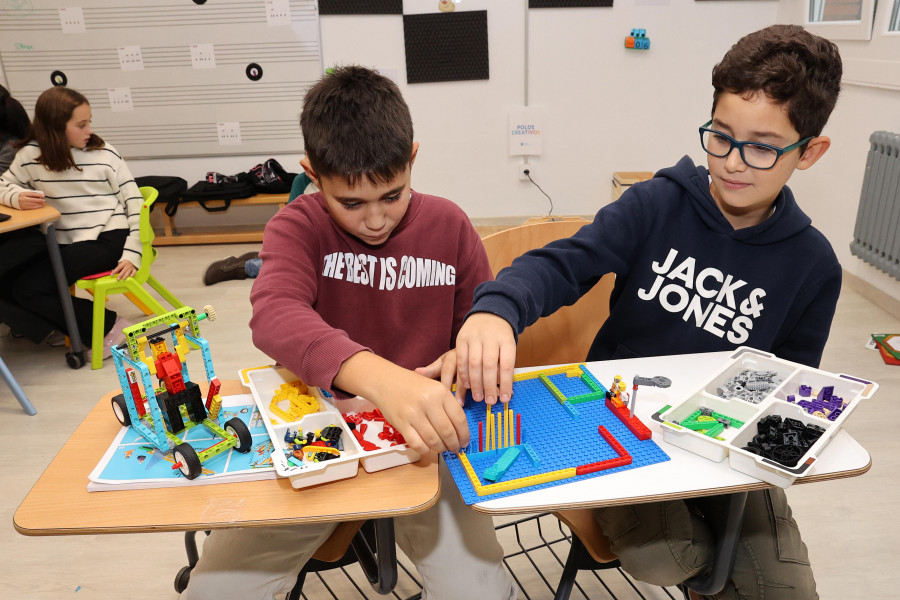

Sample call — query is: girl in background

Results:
[0,86,139,358]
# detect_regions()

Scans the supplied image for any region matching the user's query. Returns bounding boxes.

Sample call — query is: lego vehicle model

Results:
[109,305,252,480]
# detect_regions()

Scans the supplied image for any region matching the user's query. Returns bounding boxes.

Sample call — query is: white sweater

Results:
[0,142,143,268]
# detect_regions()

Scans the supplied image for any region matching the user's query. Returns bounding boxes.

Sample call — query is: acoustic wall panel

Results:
[529,1,613,7]
[403,11,489,84]
[318,0,403,15]
[0,0,322,159]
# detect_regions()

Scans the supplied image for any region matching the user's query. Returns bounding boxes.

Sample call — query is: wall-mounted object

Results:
[404,11,489,84]
[529,0,613,7]
[318,0,402,14]
[625,28,651,50]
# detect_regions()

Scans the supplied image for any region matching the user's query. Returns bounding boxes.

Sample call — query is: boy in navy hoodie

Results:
[454,25,841,600]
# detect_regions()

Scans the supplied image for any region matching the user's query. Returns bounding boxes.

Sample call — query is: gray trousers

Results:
[595,488,817,599]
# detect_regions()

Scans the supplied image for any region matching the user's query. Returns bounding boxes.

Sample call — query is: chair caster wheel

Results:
[66,351,85,369]
[174,565,192,593]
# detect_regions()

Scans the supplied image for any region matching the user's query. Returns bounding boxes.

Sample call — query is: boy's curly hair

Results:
[712,24,842,139]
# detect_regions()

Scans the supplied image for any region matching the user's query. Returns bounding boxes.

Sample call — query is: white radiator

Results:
[850,131,900,280]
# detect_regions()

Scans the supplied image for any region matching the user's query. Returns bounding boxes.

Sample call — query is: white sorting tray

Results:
[241,366,417,489]
[653,347,877,488]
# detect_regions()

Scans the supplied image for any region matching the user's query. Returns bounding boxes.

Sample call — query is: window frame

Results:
[805,0,876,41]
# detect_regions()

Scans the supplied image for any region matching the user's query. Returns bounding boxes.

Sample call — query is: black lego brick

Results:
[403,11,489,84]
[318,0,402,15]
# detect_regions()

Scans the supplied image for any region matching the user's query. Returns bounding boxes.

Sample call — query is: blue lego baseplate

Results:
[444,364,670,505]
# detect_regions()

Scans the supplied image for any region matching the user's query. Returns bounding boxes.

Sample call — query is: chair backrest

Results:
[480,218,614,368]
[136,186,159,276]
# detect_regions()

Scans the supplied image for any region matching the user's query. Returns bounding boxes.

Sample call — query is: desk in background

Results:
[0,204,88,414]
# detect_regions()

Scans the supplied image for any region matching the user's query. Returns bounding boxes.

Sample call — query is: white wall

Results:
[53,0,900,303]
[777,0,900,303]
[123,0,777,215]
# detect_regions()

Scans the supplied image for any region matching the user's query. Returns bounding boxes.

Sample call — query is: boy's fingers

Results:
[439,355,456,390]
[455,340,470,388]
[413,357,441,380]
[499,343,516,403]
[454,379,469,406]
[444,394,470,448]
[480,342,500,405]
[464,342,485,402]
[401,428,431,457]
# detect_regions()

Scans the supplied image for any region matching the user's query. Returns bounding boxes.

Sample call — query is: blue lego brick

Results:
[445,364,670,504]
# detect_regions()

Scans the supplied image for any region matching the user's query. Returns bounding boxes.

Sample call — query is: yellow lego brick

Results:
[458,452,578,496]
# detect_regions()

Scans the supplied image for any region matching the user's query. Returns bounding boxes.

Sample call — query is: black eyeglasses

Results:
[699,120,813,170]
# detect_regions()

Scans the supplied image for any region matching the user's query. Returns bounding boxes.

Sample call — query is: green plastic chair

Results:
[76,186,184,369]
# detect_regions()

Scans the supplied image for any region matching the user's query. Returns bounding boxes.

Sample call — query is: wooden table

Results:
[14,379,440,536]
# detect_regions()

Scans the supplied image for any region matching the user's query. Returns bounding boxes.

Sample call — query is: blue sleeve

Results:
[469,189,653,334]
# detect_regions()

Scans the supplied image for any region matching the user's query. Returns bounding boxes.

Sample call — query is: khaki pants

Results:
[595,488,817,600]
[181,461,516,600]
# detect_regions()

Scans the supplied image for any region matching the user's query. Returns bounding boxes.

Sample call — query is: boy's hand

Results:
[17,191,46,210]
[414,349,467,404]
[335,352,470,456]
[455,312,516,406]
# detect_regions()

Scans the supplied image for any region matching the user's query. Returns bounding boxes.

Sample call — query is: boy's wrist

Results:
[334,350,403,404]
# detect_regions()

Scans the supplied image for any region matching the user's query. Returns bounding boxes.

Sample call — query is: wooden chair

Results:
[480,218,614,368]
[482,218,746,600]
[482,219,623,598]
[75,187,184,369]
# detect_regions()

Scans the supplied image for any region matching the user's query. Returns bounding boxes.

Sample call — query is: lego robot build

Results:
[109,305,253,480]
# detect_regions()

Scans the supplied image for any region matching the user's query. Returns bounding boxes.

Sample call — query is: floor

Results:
[3,241,899,599]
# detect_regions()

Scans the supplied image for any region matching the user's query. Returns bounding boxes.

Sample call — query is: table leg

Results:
[351,518,398,595]
[0,354,36,415]
[39,223,86,369]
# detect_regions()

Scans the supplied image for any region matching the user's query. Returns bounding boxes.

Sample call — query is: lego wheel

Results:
[225,417,253,453]
[111,393,131,427]
[173,443,202,480]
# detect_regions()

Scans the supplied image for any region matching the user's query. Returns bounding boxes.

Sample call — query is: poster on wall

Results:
[0,0,323,159]
[403,10,489,84]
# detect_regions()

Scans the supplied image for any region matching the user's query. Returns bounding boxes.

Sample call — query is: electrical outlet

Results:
[519,164,535,181]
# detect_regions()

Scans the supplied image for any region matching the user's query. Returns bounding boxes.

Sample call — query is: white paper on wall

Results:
[58,7,86,33]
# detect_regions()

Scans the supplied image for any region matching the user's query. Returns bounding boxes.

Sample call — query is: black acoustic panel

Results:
[404,11,489,84]
[318,0,402,15]
[529,0,613,7]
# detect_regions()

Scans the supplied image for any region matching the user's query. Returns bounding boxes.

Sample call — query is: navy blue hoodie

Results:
[471,156,841,368]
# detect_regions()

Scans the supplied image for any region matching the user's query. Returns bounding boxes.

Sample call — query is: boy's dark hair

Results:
[711,24,842,140]
[300,65,413,186]
[27,86,104,172]
[0,85,30,141]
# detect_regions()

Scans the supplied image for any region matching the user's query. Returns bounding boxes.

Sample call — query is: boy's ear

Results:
[796,136,831,171]
[409,141,419,167]
[299,156,319,187]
